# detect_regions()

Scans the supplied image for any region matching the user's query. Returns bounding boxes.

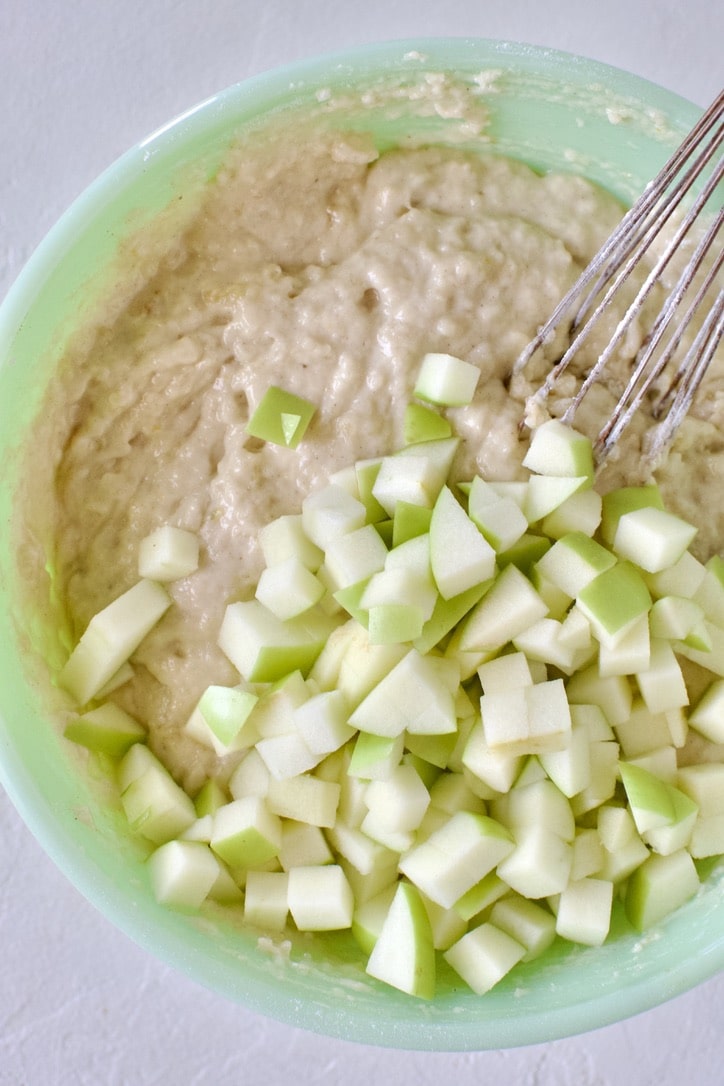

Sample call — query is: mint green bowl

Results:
[1,39,721,1050]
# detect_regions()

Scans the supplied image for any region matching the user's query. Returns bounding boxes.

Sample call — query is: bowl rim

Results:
[0,36,720,1051]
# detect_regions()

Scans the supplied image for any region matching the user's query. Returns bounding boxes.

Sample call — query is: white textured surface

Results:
[1,3,723,1082]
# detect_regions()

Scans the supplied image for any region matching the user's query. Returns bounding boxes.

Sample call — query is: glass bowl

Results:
[0,38,721,1050]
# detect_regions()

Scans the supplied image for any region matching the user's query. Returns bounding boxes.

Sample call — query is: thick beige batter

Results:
[22,118,724,790]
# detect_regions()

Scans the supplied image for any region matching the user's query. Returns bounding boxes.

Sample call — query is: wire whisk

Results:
[515,88,724,468]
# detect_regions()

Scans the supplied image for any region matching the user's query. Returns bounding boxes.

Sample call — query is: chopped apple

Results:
[541,488,602,539]
[534,532,616,598]
[210,796,282,868]
[467,476,528,553]
[244,869,289,931]
[688,679,724,743]
[255,557,325,620]
[576,561,652,648]
[259,514,324,571]
[480,678,571,756]
[349,649,457,738]
[245,386,316,448]
[635,639,688,714]
[392,500,433,546]
[147,840,222,909]
[218,599,334,683]
[522,419,594,481]
[119,748,196,845]
[323,525,388,594]
[413,351,480,406]
[625,849,700,931]
[443,922,525,995]
[64,702,146,756]
[371,456,437,518]
[138,525,199,582]
[59,579,172,705]
[555,877,613,946]
[496,824,573,899]
[366,880,436,998]
[287,864,354,931]
[429,485,496,600]
[399,811,514,909]
[613,506,697,573]
[458,564,549,653]
[524,475,590,523]
[266,773,340,828]
[403,402,453,443]
[489,894,556,961]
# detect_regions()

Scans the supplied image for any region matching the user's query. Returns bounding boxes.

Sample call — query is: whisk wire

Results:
[516,88,724,467]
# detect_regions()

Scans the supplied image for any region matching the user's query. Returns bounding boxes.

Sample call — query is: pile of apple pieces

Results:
[59,354,724,1001]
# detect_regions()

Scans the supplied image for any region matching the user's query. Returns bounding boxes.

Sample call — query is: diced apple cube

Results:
[278,821,333,871]
[541,488,602,539]
[120,756,196,845]
[539,721,592,798]
[478,652,533,693]
[689,679,724,744]
[613,698,674,759]
[462,720,524,793]
[625,849,699,931]
[392,500,433,547]
[496,824,573,899]
[468,476,528,553]
[597,613,650,678]
[649,595,705,641]
[429,485,497,600]
[244,870,289,930]
[459,564,549,653]
[287,864,354,931]
[266,773,340,828]
[64,702,146,757]
[555,877,613,946]
[218,599,333,683]
[524,475,590,523]
[481,678,571,756]
[600,484,664,547]
[255,557,325,620]
[403,402,453,444]
[414,351,480,406]
[245,386,316,448]
[566,665,632,726]
[363,763,431,835]
[613,506,697,573]
[292,689,354,756]
[59,579,172,705]
[535,532,616,598]
[576,562,652,648]
[512,618,577,671]
[349,649,457,738]
[138,525,199,582]
[347,731,404,781]
[147,840,221,909]
[366,881,436,999]
[569,740,620,818]
[492,778,575,841]
[399,812,514,909]
[210,796,282,868]
[489,895,556,961]
[635,639,688,714]
[259,514,323,571]
[371,455,442,517]
[522,419,594,480]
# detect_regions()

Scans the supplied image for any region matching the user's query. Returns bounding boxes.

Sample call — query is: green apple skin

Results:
[366,881,437,999]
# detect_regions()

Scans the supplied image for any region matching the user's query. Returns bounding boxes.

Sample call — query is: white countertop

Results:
[1,3,723,1083]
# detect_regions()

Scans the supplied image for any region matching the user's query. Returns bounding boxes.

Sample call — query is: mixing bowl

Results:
[1,38,722,1050]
